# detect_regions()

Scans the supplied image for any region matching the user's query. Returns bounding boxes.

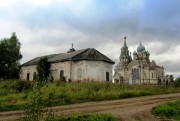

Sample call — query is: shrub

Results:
[12,81,33,92]
[173,78,180,87]
[19,82,55,121]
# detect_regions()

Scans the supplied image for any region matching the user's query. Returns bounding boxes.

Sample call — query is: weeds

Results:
[1,80,180,111]
[152,100,180,120]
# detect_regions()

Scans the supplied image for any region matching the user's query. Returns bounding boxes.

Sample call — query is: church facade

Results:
[114,37,165,84]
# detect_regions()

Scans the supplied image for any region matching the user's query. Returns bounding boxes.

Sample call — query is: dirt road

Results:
[1,93,180,121]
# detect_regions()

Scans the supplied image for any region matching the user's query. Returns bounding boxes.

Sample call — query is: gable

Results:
[127,60,140,69]
[72,48,115,64]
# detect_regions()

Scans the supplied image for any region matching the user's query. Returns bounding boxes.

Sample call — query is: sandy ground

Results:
[1,93,180,121]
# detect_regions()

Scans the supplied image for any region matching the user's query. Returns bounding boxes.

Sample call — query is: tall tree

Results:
[0,32,22,79]
[0,38,8,78]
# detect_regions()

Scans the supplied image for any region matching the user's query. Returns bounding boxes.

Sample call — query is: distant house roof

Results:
[22,48,115,66]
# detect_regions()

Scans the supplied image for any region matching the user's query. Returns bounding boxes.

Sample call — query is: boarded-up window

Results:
[106,72,109,81]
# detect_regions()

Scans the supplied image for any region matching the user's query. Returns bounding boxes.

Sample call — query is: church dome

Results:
[137,43,145,52]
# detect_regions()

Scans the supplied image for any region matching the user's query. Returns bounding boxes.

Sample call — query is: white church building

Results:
[20,46,115,82]
[114,37,165,85]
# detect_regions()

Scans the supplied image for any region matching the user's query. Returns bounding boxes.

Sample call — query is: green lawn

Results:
[1,80,180,111]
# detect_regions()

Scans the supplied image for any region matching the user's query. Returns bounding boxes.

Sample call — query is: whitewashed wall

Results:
[50,61,71,81]
[20,60,113,82]
[20,65,37,81]
[71,61,113,82]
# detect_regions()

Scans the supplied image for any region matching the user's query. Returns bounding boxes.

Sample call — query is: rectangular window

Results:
[27,73,30,80]
[152,73,153,78]
[60,70,64,78]
[106,72,109,81]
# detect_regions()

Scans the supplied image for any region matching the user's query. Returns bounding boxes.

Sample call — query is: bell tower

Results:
[119,36,132,66]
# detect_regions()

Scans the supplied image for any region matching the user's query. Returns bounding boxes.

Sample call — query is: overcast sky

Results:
[0,0,180,78]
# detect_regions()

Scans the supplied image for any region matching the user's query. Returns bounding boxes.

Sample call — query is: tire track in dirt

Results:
[1,93,180,121]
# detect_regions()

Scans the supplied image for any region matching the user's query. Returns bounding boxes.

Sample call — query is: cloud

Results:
[0,0,180,78]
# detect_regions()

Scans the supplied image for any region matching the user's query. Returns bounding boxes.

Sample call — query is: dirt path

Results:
[1,93,180,121]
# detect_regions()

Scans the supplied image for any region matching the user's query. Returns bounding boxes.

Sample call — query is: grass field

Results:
[152,100,180,120]
[1,80,180,111]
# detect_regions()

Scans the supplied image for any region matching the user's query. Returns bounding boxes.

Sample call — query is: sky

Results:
[0,0,180,78]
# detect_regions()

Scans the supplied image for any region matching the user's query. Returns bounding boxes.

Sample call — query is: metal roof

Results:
[21,48,115,66]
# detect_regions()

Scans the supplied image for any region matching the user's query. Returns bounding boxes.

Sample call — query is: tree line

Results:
[0,32,22,79]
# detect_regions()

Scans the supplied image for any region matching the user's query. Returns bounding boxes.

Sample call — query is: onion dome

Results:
[137,43,145,52]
